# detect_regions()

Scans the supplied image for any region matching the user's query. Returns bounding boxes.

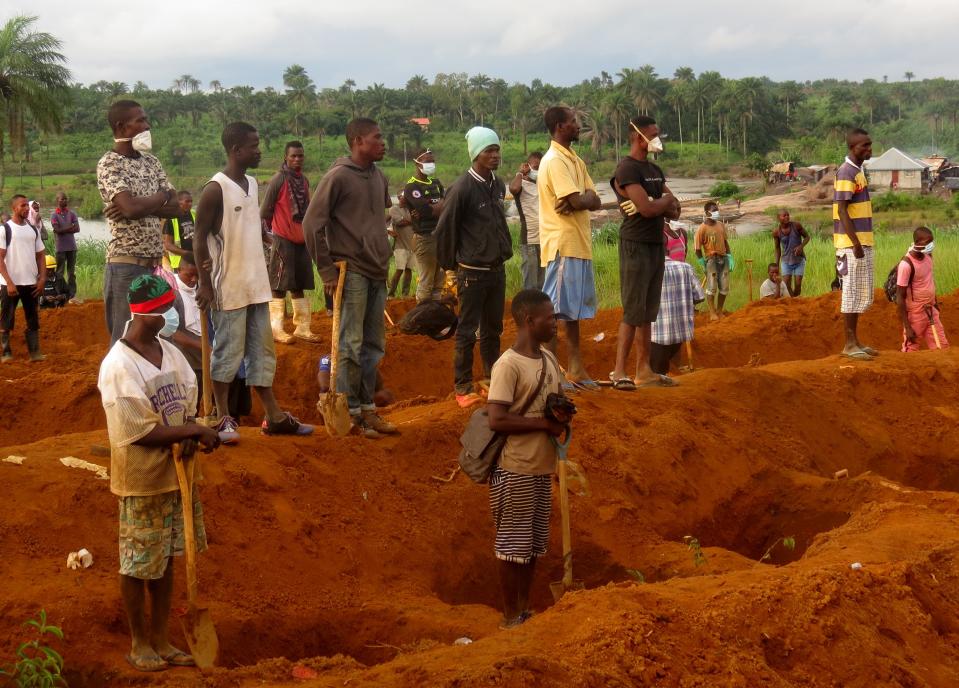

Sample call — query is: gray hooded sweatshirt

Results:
[303,156,392,284]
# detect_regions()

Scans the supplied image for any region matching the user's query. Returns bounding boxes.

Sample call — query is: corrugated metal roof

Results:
[864,148,927,171]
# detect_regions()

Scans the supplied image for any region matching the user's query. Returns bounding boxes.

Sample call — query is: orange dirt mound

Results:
[3,298,959,686]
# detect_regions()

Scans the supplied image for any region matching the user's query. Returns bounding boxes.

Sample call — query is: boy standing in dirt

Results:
[694,200,732,321]
[98,275,219,672]
[898,226,948,352]
[1,195,47,362]
[487,289,569,629]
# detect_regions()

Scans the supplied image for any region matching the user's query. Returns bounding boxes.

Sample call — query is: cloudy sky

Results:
[30,0,959,90]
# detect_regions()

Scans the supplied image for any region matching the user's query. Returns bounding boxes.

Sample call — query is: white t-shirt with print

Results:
[98,338,198,497]
[0,221,44,286]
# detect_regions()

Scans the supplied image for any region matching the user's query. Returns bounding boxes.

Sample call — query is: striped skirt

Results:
[489,465,552,564]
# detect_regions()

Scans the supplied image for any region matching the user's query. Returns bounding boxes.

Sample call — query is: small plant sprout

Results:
[0,609,66,688]
[626,569,646,583]
[683,535,707,567]
[760,536,797,564]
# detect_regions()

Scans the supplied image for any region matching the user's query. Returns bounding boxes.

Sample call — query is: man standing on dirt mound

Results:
[194,122,313,442]
[405,149,447,303]
[261,141,322,345]
[97,274,220,672]
[608,115,681,390]
[97,100,182,345]
[435,126,513,408]
[487,289,568,629]
[303,118,398,440]
[538,106,603,391]
[834,128,878,360]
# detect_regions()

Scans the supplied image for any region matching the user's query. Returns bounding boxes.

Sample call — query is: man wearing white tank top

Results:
[194,122,313,441]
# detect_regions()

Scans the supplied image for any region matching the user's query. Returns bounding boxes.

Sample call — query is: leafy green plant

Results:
[683,535,707,567]
[0,610,67,688]
[625,569,646,583]
[708,180,742,200]
[760,536,797,563]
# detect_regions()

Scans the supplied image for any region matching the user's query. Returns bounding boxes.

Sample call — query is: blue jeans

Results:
[337,270,386,413]
[520,243,545,291]
[104,263,152,345]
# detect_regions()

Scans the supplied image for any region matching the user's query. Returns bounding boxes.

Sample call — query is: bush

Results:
[709,180,742,200]
[871,192,945,213]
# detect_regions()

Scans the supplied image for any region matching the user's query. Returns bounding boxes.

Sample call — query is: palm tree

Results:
[283,64,315,136]
[173,74,200,94]
[405,75,428,93]
[904,71,915,83]
[602,89,632,161]
[0,15,71,193]
[665,84,687,147]
[208,80,223,93]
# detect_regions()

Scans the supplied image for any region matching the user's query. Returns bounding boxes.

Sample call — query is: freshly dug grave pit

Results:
[3,300,959,686]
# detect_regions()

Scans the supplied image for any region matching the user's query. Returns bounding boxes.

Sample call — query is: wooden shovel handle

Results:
[172,444,199,607]
[328,261,348,394]
[200,311,213,421]
[557,459,573,588]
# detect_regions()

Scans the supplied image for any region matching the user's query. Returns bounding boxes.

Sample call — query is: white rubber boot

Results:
[292,298,321,343]
[270,298,295,344]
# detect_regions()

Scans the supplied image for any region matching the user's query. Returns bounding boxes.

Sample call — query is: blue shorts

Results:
[210,302,276,387]
[543,254,597,321]
[781,257,806,277]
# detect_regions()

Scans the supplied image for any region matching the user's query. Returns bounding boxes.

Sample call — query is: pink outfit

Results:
[664,228,687,262]
[897,254,949,351]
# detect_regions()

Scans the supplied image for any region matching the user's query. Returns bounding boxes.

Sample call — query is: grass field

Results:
[61,221,959,314]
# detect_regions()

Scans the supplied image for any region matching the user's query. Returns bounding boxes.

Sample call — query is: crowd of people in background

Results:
[0,96,953,667]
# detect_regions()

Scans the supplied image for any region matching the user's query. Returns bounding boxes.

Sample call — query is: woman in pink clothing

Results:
[663,221,688,262]
[897,226,948,352]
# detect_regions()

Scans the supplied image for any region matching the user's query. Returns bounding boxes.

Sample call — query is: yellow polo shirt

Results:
[537,141,597,266]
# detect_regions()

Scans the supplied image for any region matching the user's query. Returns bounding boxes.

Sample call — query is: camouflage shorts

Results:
[118,489,207,580]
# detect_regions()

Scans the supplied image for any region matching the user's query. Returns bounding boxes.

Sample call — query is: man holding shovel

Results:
[97,275,220,672]
[303,118,397,439]
[897,226,948,352]
[487,289,570,629]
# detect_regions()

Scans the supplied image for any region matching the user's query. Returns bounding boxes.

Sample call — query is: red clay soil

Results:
[2,297,959,687]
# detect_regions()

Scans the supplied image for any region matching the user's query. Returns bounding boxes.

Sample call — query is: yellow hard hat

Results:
[45,255,56,270]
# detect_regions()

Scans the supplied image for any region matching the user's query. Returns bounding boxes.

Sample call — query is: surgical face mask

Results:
[418,161,436,176]
[630,122,664,154]
[913,241,934,255]
[133,308,179,338]
[114,130,152,152]
[528,169,538,181]
[708,210,720,221]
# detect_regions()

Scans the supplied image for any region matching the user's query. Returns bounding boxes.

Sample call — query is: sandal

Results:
[860,346,879,357]
[125,653,168,673]
[638,375,678,388]
[160,649,195,667]
[608,373,636,391]
[571,378,601,392]
[840,350,874,361]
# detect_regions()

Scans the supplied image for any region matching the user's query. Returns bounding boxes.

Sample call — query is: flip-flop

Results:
[125,654,168,673]
[638,375,678,388]
[561,381,580,395]
[571,378,601,392]
[610,376,636,391]
[160,649,195,667]
[840,350,874,361]
[861,347,879,357]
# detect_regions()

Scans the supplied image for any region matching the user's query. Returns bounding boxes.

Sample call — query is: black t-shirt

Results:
[403,177,445,235]
[163,212,195,253]
[612,157,667,243]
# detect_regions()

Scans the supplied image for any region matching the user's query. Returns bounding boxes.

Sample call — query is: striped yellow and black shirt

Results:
[832,158,873,248]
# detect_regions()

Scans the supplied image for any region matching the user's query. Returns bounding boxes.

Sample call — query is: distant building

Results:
[920,155,950,182]
[797,164,833,184]
[863,148,929,191]
[410,117,431,132]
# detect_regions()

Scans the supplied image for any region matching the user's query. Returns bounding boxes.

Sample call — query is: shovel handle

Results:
[200,311,213,422]
[173,444,199,607]
[557,459,573,588]
[327,261,348,401]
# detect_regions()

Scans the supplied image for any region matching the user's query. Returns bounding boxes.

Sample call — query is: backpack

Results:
[883,255,914,302]
[398,299,458,341]
[3,221,39,248]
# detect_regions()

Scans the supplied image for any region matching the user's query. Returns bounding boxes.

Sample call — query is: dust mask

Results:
[630,122,664,154]
[419,162,436,176]
[115,130,152,152]
[528,169,538,181]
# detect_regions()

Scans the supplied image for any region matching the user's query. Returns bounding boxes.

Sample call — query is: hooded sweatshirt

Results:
[302,156,392,284]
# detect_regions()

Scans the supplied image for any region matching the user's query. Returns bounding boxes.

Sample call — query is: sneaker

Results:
[351,415,382,440]
[361,410,398,435]
[261,412,314,436]
[215,416,241,445]
[68,297,84,305]
[456,393,484,409]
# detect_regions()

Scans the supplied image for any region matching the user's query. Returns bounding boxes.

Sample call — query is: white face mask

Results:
[630,122,664,154]
[708,210,720,221]
[913,241,934,255]
[115,130,152,152]
[528,169,538,181]
[418,161,436,176]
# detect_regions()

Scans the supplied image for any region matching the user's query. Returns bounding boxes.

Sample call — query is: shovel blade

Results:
[180,607,219,670]
[323,393,352,437]
[549,579,585,603]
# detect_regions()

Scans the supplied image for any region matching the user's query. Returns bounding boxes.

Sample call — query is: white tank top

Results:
[206,171,272,311]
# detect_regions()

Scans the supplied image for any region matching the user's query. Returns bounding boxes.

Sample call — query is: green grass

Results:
[66,220,959,314]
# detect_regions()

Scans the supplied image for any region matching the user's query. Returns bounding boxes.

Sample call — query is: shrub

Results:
[709,180,742,200]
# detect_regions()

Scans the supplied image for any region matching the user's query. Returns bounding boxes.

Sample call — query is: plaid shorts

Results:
[839,246,874,314]
[489,465,552,564]
[118,489,206,580]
